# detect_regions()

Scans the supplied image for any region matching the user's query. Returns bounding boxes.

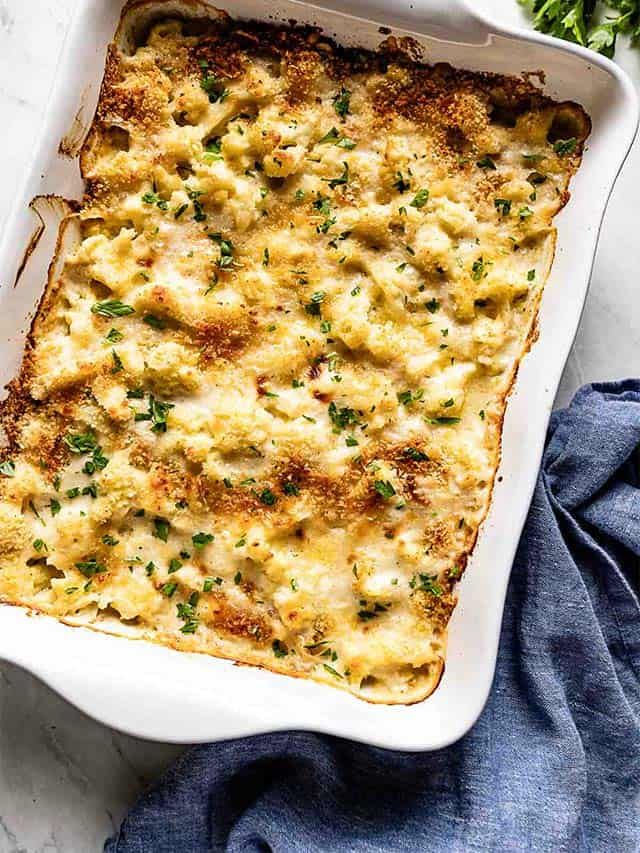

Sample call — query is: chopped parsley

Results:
[272,639,288,658]
[91,299,135,318]
[82,445,109,475]
[326,162,349,190]
[409,188,430,209]
[187,188,207,222]
[75,558,106,577]
[409,572,443,596]
[305,290,326,316]
[476,155,497,170]
[358,602,390,620]
[318,126,356,149]
[397,388,424,406]
[152,517,170,542]
[471,257,487,281]
[143,314,165,330]
[258,488,277,506]
[134,395,174,433]
[111,350,123,374]
[64,432,97,454]
[106,328,123,343]
[494,197,512,217]
[200,73,229,103]
[374,480,396,499]
[142,191,168,210]
[553,137,577,156]
[332,86,351,118]
[203,137,223,159]
[168,558,182,574]
[403,447,429,462]
[425,297,440,314]
[393,171,411,193]
[161,582,178,598]
[313,195,336,234]
[323,664,343,679]
[0,460,15,477]
[527,269,536,281]
[192,532,214,548]
[428,416,461,425]
[328,402,359,432]
[210,233,234,268]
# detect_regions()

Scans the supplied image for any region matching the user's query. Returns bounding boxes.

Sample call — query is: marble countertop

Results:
[1,1,639,850]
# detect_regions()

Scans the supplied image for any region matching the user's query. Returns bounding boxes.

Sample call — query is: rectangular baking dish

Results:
[0,0,636,751]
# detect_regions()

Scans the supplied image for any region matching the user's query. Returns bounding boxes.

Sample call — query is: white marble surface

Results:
[1,1,640,850]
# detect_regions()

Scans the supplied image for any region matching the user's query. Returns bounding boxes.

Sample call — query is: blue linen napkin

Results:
[105,381,640,853]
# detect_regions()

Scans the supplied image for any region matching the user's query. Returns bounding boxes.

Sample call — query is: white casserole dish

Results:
[0,0,636,751]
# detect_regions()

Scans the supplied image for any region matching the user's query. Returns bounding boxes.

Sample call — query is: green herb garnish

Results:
[91,300,134,318]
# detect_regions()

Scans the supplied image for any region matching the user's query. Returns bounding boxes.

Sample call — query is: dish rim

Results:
[0,0,636,751]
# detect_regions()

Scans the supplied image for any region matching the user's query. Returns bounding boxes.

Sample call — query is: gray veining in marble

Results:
[1,0,640,850]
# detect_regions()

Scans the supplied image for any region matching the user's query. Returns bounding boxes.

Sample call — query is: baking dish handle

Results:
[307,0,489,43]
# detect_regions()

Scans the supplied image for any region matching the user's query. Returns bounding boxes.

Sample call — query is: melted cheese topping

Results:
[0,15,588,703]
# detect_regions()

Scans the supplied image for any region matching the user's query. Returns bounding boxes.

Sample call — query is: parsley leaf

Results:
[258,488,277,506]
[152,517,170,542]
[200,73,229,103]
[554,137,578,155]
[374,480,396,499]
[393,171,411,193]
[91,300,135,318]
[272,639,288,658]
[0,460,15,477]
[332,86,351,118]
[75,558,106,577]
[326,162,349,190]
[409,572,442,596]
[476,154,497,169]
[64,432,97,454]
[192,532,214,548]
[409,188,430,209]
[328,402,359,432]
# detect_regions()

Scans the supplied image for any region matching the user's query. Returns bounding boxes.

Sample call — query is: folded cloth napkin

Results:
[105,381,640,853]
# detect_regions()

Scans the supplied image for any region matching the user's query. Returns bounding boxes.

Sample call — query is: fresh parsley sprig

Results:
[519,0,640,58]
